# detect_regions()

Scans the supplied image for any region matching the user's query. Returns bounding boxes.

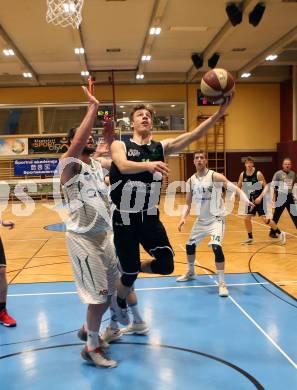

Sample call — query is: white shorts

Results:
[187,217,225,247]
[66,231,119,304]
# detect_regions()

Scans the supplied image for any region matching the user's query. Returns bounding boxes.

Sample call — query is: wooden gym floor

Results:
[2,195,297,299]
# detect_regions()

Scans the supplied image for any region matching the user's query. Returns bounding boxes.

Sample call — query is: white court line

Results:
[177,229,265,235]
[7,280,297,296]
[232,213,297,240]
[179,243,297,370]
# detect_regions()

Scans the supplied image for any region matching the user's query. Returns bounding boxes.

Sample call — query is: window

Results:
[43,106,87,134]
[115,103,186,132]
[0,101,186,136]
[0,107,38,135]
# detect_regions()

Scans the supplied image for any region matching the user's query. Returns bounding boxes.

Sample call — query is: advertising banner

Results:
[28,137,69,154]
[0,138,28,156]
[14,158,59,176]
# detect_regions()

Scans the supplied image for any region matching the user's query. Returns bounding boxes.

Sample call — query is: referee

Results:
[270,158,297,237]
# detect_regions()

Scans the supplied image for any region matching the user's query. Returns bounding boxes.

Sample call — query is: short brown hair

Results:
[245,156,254,163]
[193,150,207,158]
[129,104,154,122]
[282,157,291,163]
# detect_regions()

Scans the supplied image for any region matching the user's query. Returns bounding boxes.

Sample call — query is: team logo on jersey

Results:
[128,149,141,157]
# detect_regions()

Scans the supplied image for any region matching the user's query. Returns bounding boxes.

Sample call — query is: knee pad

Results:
[186,243,196,255]
[150,246,174,275]
[121,272,138,287]
[211,244,225,263]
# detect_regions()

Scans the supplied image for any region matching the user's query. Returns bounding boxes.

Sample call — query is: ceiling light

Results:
[23,72,32,78]
[142,55,151,61]
[122,112,126,114]
[81,71,89,76]
[150,27,161,35]
[74,47,85,54]
[171,104,176,107]
[3,49,15,56]
[120,105,124,108]
[266,54,278,61]
[241,72,251,78]
[136,74,144,79]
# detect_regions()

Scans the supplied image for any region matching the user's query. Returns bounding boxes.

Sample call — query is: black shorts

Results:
[247,200,265,217]
[112,208,173,275]
[0,237,7,267]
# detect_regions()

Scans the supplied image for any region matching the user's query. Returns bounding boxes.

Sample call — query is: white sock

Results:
[87,330,99,351]
[217,270,224,283]
[189,262,195,274]
[109,307,119,330]
[129,303,143,324]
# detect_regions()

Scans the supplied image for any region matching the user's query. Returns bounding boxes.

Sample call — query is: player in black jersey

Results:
[237,157,285,245]
[109,97,233,315]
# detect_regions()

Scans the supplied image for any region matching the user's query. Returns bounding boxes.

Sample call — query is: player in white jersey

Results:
[177,151,253,297]
[59,87,118,368]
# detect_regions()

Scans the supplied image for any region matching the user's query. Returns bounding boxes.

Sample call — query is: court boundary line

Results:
[258,272,297,302]
[7,279,297,297]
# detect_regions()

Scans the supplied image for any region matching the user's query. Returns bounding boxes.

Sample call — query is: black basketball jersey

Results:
[242,169,262,200]
[109,139,164,210]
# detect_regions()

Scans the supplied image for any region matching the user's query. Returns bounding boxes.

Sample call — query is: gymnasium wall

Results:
[280,79,293,142]
[0,82,281,181]
[0,82,280,150]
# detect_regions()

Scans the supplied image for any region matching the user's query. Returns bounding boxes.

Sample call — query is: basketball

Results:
[201,68,235,104]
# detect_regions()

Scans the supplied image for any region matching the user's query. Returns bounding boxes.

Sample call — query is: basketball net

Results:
[46,0,84,29]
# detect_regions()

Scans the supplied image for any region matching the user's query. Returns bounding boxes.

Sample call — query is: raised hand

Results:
[82,86,99,107]
[217,91,235,117]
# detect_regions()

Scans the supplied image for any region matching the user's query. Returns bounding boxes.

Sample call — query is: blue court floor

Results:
[1,273,297,390]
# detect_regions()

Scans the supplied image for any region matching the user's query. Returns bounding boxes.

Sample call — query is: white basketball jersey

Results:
[189,169,225,222]
[62,158,112,234]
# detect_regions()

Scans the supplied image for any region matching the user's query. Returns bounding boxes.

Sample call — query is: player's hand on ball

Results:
[178,219,186,232]
[217,92,234,116]
[1,220,15,229]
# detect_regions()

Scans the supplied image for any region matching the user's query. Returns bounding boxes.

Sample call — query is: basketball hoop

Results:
[46,0,84,29]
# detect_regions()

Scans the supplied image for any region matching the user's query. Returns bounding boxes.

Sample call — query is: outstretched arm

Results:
[213,172,253,206]
[60,87,99,184]
[163,95,233,156]
[62,87,99,160]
